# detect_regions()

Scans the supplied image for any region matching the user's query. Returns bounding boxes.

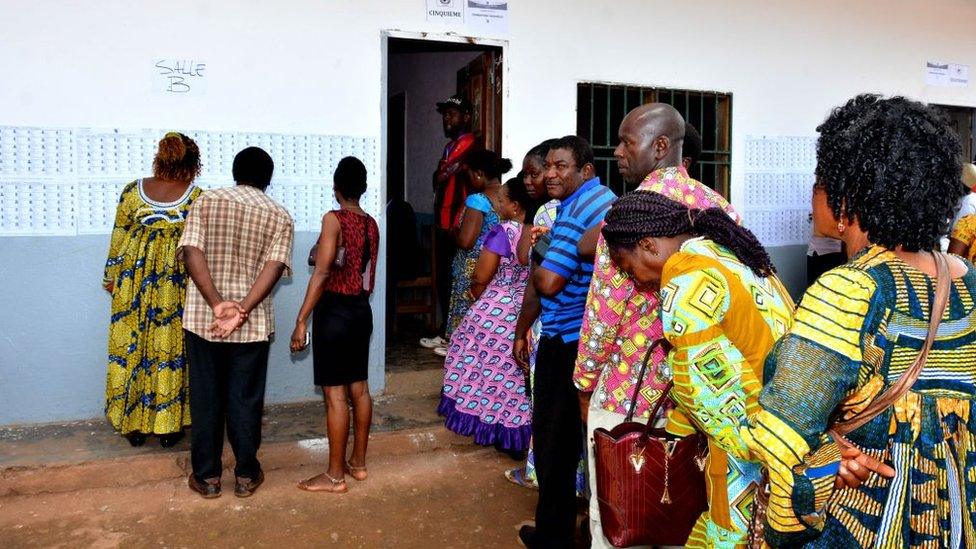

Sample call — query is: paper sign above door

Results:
[426,0,465,25]
[423,0,509,35]
[925,61,969,88]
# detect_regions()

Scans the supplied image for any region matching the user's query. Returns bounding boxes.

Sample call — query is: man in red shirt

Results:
[421,95,481,351]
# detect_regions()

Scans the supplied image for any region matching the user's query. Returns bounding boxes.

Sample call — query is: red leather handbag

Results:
[592,339,709,547]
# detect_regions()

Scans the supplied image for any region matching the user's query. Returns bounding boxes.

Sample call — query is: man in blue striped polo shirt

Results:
[521,135,616,548]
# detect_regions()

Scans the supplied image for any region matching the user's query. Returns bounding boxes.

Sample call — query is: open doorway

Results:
[933,103,976,164]
[384,36,504,373]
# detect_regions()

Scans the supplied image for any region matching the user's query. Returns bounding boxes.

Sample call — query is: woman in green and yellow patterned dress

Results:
[601,191,794,548]
[103,132,202,447]
[741,95,975,547]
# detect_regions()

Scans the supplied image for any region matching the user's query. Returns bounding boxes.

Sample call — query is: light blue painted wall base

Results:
[0,238,804,426]
[0,233,385,426]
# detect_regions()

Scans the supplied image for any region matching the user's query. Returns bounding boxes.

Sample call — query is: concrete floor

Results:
[0,328,553,548]
[0,332,445,470]
[0,444,536,548]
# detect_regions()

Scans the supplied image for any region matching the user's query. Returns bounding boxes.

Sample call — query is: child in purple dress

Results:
[438,177,538,452]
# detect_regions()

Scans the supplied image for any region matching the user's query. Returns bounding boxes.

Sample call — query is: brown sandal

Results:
[345,460,368,481]
[296,472,347,493]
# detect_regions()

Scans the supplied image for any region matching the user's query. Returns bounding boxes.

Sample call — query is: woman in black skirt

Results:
[290,156,380,494]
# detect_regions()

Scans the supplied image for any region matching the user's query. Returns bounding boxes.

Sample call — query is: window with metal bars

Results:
[576,83,732,198]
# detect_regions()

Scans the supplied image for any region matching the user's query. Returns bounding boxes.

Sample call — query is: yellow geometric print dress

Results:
[741,246,976,548]
[659,237,795,548]
[104,180,201,435]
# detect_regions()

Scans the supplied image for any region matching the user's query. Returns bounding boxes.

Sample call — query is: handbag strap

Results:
[830,251,951,437]
[624,337,672,423]
[359,214,371,274]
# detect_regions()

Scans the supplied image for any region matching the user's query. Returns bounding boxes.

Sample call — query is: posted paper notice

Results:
[426,0,464,25]
[926,61,969,88]
[466,0,509,33]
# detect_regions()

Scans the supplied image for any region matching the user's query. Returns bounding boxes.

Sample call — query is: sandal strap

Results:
[345,460,367,471]
[323,473,345,485]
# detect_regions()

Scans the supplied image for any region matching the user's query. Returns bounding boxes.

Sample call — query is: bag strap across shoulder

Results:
[830,251,951,438]
[360,213,372,274]
[625,338,673,426]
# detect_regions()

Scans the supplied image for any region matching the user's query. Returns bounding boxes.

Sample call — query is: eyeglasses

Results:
[543,161,577,173]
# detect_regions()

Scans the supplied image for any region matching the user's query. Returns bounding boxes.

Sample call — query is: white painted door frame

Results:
[377,29,509,367]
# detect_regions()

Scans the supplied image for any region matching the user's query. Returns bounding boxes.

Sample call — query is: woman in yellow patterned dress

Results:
[740,95,974,548]
[600,191,795,548]
[948,214,976,261]
[103,132,202,447]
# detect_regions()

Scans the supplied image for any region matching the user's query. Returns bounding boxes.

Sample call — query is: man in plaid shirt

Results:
[178,146,294,499]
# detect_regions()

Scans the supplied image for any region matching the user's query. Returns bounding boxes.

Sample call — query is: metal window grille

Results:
[576,83,732,197]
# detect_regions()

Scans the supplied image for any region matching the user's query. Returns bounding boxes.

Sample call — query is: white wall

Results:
[3,1,975,176]
[388,51,482,214]
[1,0,975,424]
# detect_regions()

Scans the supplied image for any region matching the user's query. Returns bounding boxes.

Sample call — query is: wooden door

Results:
[456,50,503,153]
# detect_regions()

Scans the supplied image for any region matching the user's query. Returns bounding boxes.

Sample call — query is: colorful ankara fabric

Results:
[530,199,560,265]
[659,237,794,548]
[178,185,294,343]
[439,221,532,450]
[539,177,616,342]
[445,192,500,337]
[951,214,976,262]
[528,199,560,355]
[574,166,740,418]
[953,193,976,227]
[536,199,559,229]
[741,246,976,548]
[104,180,201,435]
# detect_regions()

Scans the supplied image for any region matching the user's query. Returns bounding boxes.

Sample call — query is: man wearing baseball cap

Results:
[419,94,482,353]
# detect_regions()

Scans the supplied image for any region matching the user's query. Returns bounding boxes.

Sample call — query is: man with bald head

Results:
[574,103,739,548]
[616,103,688,185]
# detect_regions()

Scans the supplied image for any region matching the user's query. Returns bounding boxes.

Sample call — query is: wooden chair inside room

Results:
[392,223,437,336]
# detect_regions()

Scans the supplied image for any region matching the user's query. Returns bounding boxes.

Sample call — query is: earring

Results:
[837,222,846,234]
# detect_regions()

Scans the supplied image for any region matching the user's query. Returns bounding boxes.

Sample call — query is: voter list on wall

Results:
[741,135,818,247]
[0,126,379,236]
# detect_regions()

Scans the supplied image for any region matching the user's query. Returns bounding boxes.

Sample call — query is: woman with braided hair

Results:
[601,191,795,547]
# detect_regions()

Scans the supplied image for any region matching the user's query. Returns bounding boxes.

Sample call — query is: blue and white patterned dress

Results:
[444,192,499,337]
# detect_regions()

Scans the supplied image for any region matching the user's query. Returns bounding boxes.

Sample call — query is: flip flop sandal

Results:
[297,472,347,493]
[504,467,538,490]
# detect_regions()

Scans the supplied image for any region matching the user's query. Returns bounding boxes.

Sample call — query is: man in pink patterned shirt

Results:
[574,103,739,549]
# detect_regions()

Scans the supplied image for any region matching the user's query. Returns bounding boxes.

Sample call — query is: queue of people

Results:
[102,90,976,548]
[430,93,976,548]
[102,136,378,498]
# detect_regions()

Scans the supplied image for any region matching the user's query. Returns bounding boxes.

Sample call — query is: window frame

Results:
[576,82,733,198]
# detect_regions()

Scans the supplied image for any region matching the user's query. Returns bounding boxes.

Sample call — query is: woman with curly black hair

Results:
[600,191,795,547]
[741,95,976,548]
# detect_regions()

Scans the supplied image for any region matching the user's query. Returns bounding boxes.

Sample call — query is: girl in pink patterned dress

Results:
[438,177,538,452]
